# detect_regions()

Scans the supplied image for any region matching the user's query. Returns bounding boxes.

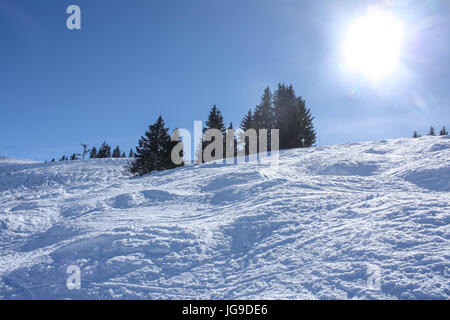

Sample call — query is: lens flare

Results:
[342,6,403,80]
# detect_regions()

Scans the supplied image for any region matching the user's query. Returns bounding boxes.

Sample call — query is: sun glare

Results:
[342,7,403,80]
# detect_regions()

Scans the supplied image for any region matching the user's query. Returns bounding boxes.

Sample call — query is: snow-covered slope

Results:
[0,136,449,299]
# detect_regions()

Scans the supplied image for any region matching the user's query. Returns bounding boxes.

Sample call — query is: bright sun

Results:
[342,7,403,80]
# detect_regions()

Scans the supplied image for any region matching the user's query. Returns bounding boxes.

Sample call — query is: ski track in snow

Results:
[0,137,449,299]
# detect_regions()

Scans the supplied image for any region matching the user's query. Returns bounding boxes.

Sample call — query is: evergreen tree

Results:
[225,122,237,159]
[273,84,316,149]
[129,116,182,176]
[205,105,226,134]
[196,105,226,163]
[97,141,112,158]
[70,154,79,161]
[254,87,276,152]
[239,109,254,156]
[121,152,126,158]
[440,126,448,136]
[253,87,275,130]
[295,97,316,148]
[413,131,420,138]
[240,109,254,131]
[59,155,67,161]
[112,146,122,158]
[273,84,298,149]
[428,126,435,136]
[128,149,135,158]
[90,146,98,159]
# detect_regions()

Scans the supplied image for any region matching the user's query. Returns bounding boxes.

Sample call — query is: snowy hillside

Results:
[0,136,449,299]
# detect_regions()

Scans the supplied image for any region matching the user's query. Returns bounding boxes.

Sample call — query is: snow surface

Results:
[0,136,449,299]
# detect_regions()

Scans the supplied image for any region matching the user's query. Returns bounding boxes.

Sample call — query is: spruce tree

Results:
[196,105,226,163]
[273,84,298,149]
[254,87,276,152]
[205,105,226,134]
[129,116,182,176]
[295,97,316,148]
[90,146,97,159]
[97,141,111,158]
[254,87,275,130]
[240,109,254,131]
[112,146,121,158]
[413,131,420,138]
[121,152,126,158]
[239,109,254,156]
[225,122,237,159]
[440,126,448,136]
[70,154,79,161]
[273,84,316,149]
[128,149,135,158]
[428,126,435,136]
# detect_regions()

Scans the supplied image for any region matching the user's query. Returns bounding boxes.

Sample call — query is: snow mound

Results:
[0,136,449,299]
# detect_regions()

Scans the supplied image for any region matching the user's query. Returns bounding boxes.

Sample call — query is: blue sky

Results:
[1,0,449,161]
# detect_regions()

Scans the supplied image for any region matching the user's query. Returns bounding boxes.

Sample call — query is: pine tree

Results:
[97,141,111,158]
[440,126,448,136]
[128,149,135,158]
[295,97,316,148]
[254,87,275,130]
[112,146,121,158]
[121,152,126,158]
[254,87,276,152]
[225,122,237,159]
[205,105,226,134]
[240,109,254,131]
[59,155,66,161]
[413,131,420,138]
[90,147,98,159]
[129,116,182,176]
[428,126,435,136]
[273,84,316,149]
[70,154,79,161]
[274,84,298,149]
[239,109,254,156]
[196,105,226,163]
